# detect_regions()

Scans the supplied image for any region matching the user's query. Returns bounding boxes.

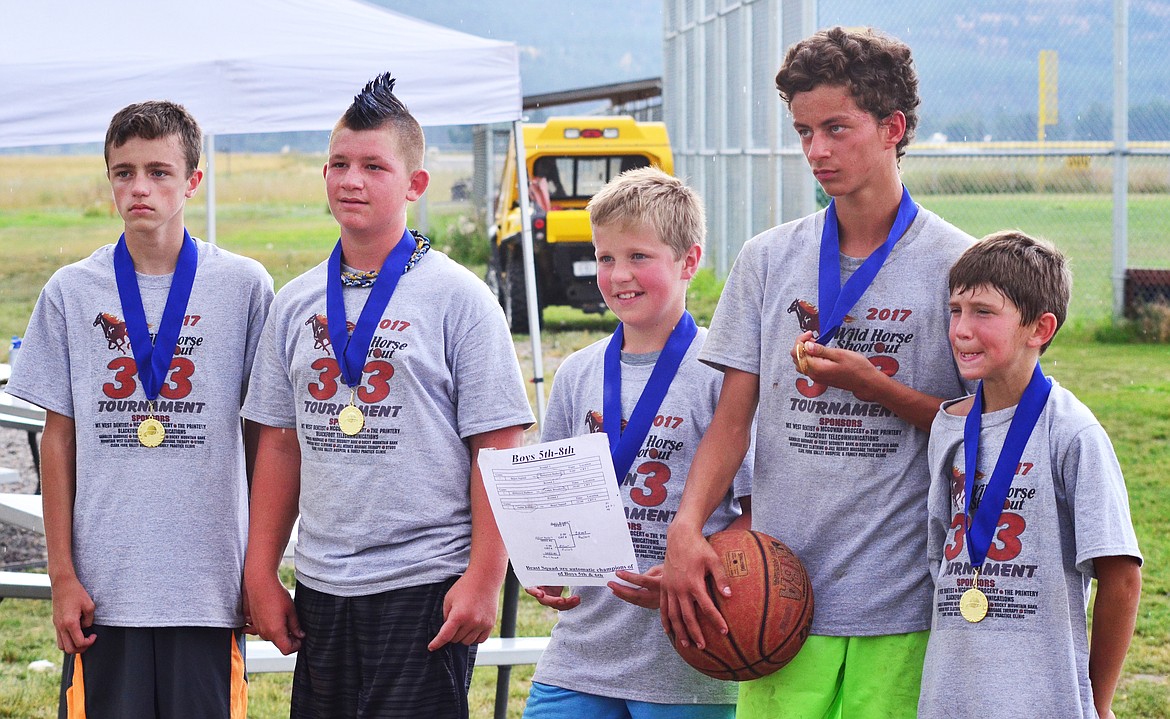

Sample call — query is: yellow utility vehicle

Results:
[488,117,673,333]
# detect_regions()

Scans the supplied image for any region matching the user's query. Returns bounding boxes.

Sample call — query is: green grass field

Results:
[1,153,1168,717]
[925,193,1170,324]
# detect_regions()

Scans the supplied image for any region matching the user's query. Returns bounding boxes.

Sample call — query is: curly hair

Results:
[776,27,920,158]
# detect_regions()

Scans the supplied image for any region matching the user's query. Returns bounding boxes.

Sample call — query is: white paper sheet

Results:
[478,433,637,587]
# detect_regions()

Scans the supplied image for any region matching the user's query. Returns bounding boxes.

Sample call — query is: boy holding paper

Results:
[522,166,752,719]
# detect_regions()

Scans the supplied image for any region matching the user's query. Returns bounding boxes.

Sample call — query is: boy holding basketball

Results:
[662,27,973,717]
[522,166,752,719]
[241,73,533,718]
[919,231,1141,719]
[7,100,272,717]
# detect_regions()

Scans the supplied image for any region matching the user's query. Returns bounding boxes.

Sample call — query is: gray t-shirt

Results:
[241,248,534,596]
[532,328,751,705]
[7,240,273,627]
[700,207,973,635]
[919,382,1142,719]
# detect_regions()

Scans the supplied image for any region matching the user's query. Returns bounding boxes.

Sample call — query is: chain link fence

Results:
[665,0,1170,325]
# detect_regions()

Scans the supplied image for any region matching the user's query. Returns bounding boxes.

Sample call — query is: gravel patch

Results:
[0,427,46,569]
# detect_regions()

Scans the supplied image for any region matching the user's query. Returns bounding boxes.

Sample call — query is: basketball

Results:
[670,529,813,681]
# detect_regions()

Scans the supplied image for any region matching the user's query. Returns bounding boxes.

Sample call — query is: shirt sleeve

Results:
[239,296,298,429]
[1063,423,1143,574]
[6,276,75,418]
[239,266,275,405]
[540,356,579,444]
[699,241,765,375]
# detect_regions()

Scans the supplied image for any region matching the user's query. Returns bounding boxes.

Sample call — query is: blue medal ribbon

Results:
[962,363,1052,569]
[602,311,698,486]
[816,186,918,344]
[112,231,198,401]
[325,229,416,388]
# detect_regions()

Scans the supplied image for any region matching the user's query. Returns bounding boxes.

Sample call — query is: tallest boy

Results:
[663,27,973,717]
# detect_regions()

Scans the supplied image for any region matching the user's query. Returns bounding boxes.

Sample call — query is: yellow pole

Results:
[1038,50,1059,192]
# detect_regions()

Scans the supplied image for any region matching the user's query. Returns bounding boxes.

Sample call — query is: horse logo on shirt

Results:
[585,410,626,434]
[950,465,989,509]
[787,299,821,336]
[306,314,331,351]
[93,313,129,353]
[787,298,855,338]
[306,314,356,355]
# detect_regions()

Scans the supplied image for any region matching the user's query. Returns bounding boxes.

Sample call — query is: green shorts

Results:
[736,631,928,719]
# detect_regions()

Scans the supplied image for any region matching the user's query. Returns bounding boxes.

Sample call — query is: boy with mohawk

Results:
[8,100,272,718]
[920,231,1141,718]
[242,73,533,718]
[522,166,752,719]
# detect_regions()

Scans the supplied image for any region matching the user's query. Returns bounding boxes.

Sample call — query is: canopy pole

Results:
[513,119,546,426]
[205,133,217,245]
[491,119,546,719]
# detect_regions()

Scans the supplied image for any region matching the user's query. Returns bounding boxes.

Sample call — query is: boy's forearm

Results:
[800,342,943,432]
[864,370,944,433]
[465,425,526,584]
[40,412,96,656]
[673,426,749,533]
[244,425,302,575]
[1089,556,1143,716]
[40,411,79,583]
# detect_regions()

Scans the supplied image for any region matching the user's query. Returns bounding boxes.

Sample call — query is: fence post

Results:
[1111,0,1129,320]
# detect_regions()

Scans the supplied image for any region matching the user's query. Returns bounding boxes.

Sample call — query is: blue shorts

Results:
[58,625,247,719]
[524,682,735,719]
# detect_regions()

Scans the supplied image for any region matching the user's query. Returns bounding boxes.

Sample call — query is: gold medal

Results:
[338,389,364,435]
[795,342,811,375]
[338,405,364,435]
[138,417,165,447]
[959,586,988,623]
[960,568,988,623]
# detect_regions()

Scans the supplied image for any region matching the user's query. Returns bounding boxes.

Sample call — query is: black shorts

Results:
[58,625,247,719]
[291,578,477,719]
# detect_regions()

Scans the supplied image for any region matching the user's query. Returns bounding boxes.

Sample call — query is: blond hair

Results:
[587,167,705,260]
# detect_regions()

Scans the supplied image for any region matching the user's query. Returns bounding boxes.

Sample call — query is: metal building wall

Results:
[663,0,816,277]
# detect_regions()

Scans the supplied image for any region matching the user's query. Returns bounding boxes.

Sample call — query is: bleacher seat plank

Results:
[0,570,51,600]
[245,635,549,673]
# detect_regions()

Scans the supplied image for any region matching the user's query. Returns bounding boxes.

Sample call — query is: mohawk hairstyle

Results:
[343,72,411,129]
[333,71,425,171]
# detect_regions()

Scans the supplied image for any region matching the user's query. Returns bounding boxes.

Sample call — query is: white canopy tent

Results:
[0,0,521,143]
[0,0,547,426]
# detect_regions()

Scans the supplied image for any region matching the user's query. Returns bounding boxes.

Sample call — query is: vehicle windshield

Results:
[532,155,651,200]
